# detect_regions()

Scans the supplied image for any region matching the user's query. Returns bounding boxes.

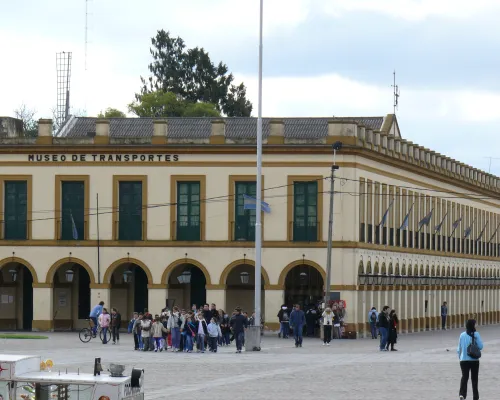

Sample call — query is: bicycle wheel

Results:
[99,329,111,343]
[79,328,92,343]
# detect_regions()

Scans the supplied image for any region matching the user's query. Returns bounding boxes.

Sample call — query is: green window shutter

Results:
[118,181,143,241]
[176,182,201,241]
[234,182,256,241]
[4,181,27,240]
[293,181,318,241]
[61,181,85,240]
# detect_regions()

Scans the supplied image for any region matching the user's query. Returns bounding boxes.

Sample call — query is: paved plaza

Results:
[1,326,500,399]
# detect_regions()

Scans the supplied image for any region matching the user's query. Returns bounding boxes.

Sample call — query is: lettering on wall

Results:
[27,154,180,162]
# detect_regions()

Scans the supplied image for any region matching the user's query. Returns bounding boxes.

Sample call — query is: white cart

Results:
[0,354,144,400]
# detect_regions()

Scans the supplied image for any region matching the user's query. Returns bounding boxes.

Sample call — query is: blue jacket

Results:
[289,310,305,327]
[368,310,378,323]
[457,331,483,362]
[89,304,103,318]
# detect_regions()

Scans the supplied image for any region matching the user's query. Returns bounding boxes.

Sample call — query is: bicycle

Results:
[79,319,111,343]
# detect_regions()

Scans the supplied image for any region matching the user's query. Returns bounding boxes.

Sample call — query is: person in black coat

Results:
[386,309,399,351]
[230,307,248,353]
[377,306,390,351]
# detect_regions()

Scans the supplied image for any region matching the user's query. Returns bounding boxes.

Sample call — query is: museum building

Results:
[0,114,499,336]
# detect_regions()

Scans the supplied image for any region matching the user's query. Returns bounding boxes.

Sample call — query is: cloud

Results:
[321,0,500,21]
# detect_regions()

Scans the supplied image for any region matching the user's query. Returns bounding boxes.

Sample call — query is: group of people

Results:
[90,302,256,353]
[368,306,399,351]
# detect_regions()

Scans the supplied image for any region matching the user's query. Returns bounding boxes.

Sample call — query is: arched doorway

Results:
[109,263,149,320]
[0,260,34,330]
[50,261,91,331]
[284,263,324,309]
[167,261,207,310]
[224,263,266,315]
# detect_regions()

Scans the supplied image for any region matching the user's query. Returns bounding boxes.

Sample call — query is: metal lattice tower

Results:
[56,52,72,129]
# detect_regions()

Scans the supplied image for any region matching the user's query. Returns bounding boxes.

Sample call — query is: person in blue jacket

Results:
[289,304,306,348]
[89,301,104,336]
[457,319,484,400]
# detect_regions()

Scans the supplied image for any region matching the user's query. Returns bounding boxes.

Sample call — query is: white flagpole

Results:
[254,0,264,348]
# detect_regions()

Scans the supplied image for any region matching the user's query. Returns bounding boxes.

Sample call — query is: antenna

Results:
[85,0,89,71]
[391,70,400,115]
[484,157,500,173]
[56,52,72,131]
[391,70,400,136]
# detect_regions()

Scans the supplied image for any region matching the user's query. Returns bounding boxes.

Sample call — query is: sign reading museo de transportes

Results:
[28,154,179,162]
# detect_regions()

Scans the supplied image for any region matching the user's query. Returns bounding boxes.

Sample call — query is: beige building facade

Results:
[0,114,499,337]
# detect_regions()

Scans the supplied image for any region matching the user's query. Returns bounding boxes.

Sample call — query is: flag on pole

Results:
[476,221,488,242]
[449,216,462,237]
[418,209,433,232]
[399,203,414,230]
[464,219,475,239]
[378,199,394,227]
[243,194,271,213]
[70,210,78,240]
[434,212,448,233]
[488,222,500,243]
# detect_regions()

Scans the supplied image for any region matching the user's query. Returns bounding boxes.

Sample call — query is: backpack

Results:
[467,333,481,359]
[370,312,377,323]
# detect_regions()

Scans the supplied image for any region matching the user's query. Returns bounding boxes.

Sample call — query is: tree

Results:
[138,30,252,117]
[98,108,126,118]
[128,91,220,118]
[13,104,38,136]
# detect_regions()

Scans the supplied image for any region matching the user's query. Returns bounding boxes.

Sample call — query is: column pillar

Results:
[206,285,226,312]
[32,284,54,331]
[90,284,111,311]
[264,288,284,331]
[147,285,168,311]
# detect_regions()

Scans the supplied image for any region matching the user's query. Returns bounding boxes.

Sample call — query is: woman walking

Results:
[98,308,111,345]
[321,307,334,345]
[457,319,483,400]
[386,310,398,351]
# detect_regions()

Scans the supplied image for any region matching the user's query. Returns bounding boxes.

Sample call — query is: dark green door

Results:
[119,182,143,240]
[4,181,27,240]
[177,182,200,241]
[234,182,256,241]
[61,181,85,240]
[293,181,318,241]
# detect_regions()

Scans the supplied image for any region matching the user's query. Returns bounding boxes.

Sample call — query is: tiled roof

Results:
[60,116,385,139]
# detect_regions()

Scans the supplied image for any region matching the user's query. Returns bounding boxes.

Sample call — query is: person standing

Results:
[195,313,208,353]
[89,301,104,336]
[208,317,222,353]
[111,308,121,345]
[230,307,248,353]
[132,313,142,350]
[306,306,318,337]
[321,307,334,346]
[290,304,306,348]
[152,315,168,352]
[98,308,111,345]
[277,305,290,339]
[167,306,184,352]
[386,310,398,351]
[140,315,152,351]
[441,301,448,330]
[457,319,483,400]
[377,306,390,351]
[368,307,378,339]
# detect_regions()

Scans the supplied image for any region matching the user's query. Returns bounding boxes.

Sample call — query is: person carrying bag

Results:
[457,319,484,400]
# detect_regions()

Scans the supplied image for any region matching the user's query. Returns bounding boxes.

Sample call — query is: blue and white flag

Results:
[378,199,394,227]
[243,194,271,213]
[399,203,414,230]
[70,210,79,240]
[476,221,488,242]
[418,209,433,231]
[450,216,462,237]
[464,219,476,239]
[434,212,448,233]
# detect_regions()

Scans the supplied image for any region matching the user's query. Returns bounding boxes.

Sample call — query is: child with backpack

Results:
[208,317,222,353]
[152,315,168,352]
[368,307,378,339]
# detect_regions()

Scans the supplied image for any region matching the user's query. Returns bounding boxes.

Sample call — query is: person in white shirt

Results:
[322,307,334,345]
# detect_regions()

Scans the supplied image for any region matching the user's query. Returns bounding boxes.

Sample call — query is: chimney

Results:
[268,119,284,144]
[210,119,225,144]
[94,119,110,145]
[152,119,168,144]
[36,119,53,144]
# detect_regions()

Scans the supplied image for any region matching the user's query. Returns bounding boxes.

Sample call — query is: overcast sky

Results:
[1,0,500,175]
